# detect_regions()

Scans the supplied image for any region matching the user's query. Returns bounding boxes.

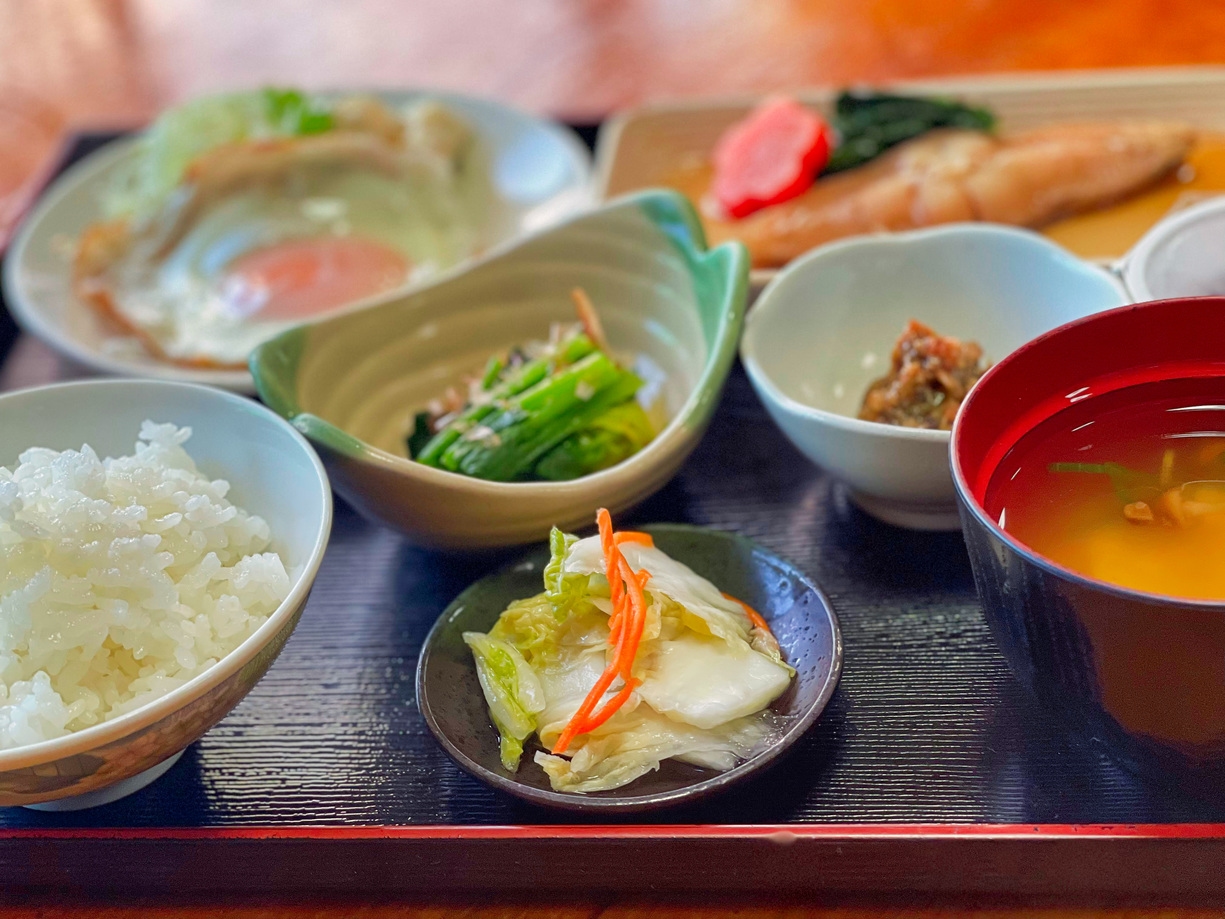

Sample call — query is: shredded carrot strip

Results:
[552,666,617,755]
[552,509,652,755]
[567,562,648,744]
[614,531,654,548]
[597,509,624,609]
[598,508,627,644]
[571,287,610,353]
[723,592,773,635]
[579,677,641,735]
[614,561,650,680]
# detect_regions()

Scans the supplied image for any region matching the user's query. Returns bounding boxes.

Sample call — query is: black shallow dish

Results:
[416,523,842,812]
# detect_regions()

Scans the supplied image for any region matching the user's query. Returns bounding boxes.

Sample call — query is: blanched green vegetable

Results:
[412,328,651,482]
[436,352,642,481]
[406,412,435,461]
[824,90,996,174]
[411,332,597,468]
[535,400,656,481]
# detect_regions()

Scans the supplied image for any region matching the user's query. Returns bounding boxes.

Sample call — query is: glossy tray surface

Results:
[0,283,1218,827]
[1,133,1224,898]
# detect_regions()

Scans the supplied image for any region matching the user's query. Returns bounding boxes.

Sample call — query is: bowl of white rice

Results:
[0,379,332,809]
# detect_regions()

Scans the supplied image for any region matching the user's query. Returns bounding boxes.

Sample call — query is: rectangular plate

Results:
[4,123,1225,899]
[595,66,1225,289]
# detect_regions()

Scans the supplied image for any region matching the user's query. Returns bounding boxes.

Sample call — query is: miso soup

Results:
[986,376,1225,600]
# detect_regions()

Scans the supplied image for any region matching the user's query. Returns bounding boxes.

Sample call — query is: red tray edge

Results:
[5,822,1225,840]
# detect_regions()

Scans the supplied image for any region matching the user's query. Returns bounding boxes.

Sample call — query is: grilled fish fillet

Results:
[716,121,1196,268]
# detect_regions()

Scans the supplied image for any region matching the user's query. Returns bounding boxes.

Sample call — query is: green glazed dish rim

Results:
[249,189,749,490]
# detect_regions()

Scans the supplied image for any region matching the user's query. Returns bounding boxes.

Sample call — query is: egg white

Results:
[99,146,490,365]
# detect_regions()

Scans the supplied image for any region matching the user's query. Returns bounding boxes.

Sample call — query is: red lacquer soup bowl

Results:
[952,296,1225,779]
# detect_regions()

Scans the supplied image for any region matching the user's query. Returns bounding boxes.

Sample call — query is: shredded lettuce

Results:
[262,88,335,136]
[462,632,545,771]
[103,88,338,222]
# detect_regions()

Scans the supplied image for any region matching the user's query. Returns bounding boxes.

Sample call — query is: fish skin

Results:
[718,121,1197,268]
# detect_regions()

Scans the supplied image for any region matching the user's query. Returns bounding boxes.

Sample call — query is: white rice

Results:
[0,421,290,750]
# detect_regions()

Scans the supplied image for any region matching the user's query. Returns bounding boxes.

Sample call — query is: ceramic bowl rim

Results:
[1,89,595,393]
[1121,195,1225,303]
[250,189,750,498]
[0,378,334,770]
[950,295,1225,612]
[415,522,843,812]
[740,222,1130,446]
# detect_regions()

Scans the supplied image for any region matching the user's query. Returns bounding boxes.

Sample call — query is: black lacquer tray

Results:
[2,132,1225,900]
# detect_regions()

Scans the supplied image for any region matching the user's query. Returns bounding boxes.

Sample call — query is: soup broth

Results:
[986,376,1225,600]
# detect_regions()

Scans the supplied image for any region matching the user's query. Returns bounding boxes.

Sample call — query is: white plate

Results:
[595,66,1225,295]
[3,90,594,392]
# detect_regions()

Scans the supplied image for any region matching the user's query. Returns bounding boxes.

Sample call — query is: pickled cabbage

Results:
[464,526,793,793]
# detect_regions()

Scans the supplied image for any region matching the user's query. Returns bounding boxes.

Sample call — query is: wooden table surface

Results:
[4,0,1225,914]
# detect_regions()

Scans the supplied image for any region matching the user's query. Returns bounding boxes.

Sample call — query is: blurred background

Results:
[2,0,1222,243]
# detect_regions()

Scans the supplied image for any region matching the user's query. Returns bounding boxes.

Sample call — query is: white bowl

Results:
[740,224,1129,530]
[1122,195,1225,301]
[0,380,332,808]
[2,90,593,392]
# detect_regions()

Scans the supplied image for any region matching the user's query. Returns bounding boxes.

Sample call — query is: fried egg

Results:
[74,99,490,367]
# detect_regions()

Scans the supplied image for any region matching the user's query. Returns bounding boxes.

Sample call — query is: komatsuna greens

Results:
[409,290,655,483]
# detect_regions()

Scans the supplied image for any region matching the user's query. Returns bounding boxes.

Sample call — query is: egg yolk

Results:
[220,236,410,320]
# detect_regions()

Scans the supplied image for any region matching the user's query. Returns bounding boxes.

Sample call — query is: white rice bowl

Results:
[0,420,290,750]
